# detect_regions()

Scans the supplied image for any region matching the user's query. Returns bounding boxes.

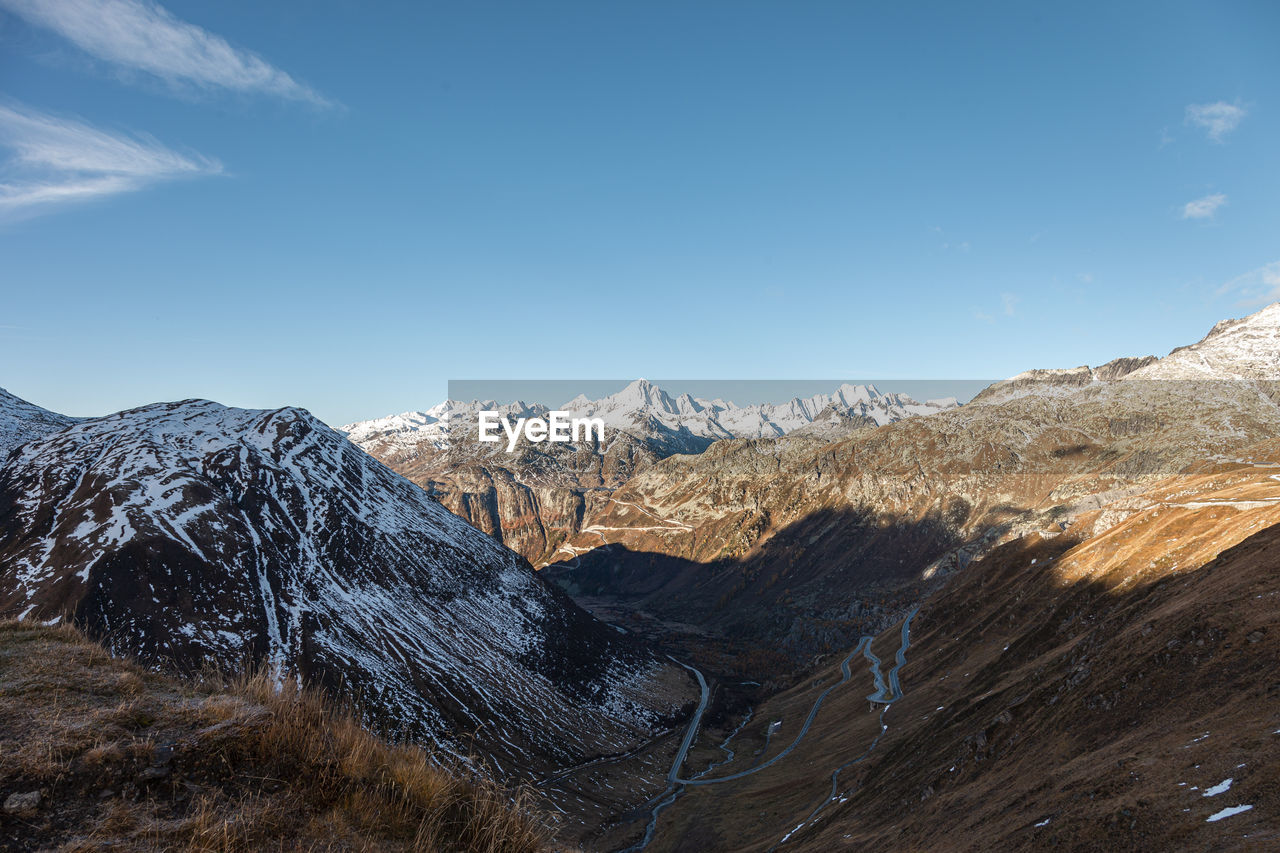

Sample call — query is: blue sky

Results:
[1,0,1276,425]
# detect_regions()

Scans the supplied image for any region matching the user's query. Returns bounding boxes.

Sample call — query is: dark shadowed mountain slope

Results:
[784,467,1280,851]
[621,458,1280,851]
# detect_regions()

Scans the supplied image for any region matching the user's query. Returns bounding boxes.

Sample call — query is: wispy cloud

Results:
[973,294,1019,325]
[0,101,220,216]
[1185,101,1247,142]
[0,0,331,106]
[931,225,971,252]
[1182,193,1227,220]
[1216,261,1280,306]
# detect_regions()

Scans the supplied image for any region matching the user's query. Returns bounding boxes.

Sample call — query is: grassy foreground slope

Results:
[0,620,546,852]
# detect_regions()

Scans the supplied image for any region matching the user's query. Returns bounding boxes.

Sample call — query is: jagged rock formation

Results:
[0,394,694,774]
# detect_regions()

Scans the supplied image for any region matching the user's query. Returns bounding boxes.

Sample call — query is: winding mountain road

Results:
[623,607,920,851]
[681,605,918,787]
[773,607,919,847]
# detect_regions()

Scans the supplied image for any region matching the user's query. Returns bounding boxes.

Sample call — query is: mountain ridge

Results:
[0,393,694,774]
[339,379,958,459]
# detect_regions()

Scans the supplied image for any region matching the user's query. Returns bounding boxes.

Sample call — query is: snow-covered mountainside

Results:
[0,387,78,458]
[341,379,957,459]
[1123,301,1280,381]
[0,395,689,773]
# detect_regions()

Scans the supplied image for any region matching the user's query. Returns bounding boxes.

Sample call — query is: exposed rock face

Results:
[969,356,1158,404]
[3,791,40,818]
[342,380,957,565]
[368,420,662,565]
[0,395,692,773]
[544,379,1280,674]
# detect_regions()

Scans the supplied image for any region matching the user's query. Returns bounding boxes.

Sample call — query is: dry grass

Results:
[0,619,547,852]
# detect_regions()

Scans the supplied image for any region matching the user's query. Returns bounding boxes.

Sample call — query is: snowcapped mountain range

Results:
[340,379,959,458]
[0,393,686,772]
[565,379,957,439]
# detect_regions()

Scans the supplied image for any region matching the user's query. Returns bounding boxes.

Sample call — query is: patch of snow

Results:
[1203,778,1233,797]
[1205,804,1253,822]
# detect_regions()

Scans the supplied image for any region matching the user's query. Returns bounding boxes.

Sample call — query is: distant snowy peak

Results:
[1124,301,1280,381]
[0,387,78,459]
[340,379,958,460]
[339,399,546,454]
[562,380,732,445]
[560,378,953,439]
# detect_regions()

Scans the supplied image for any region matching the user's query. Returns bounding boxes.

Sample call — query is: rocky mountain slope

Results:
[0,394,694,776]
[542,304,1280,678]
[1124,301,1280,381]
[0,387,78,458]
[620,456,1280,850]
[539,304,1280,850]
[558,379,955,451]
[969,356,1158,404]
[342,380,955,565]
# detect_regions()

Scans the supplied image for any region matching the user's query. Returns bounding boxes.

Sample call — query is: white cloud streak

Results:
[1182,193,1227,220]
[1216,261,1280,306]
[1185,101,1246,142]
[0,0,330,106]
[0,101,220,216]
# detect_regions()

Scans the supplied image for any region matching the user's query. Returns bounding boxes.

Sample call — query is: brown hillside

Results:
[618,461,1280,851]
[0,620,546,852]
